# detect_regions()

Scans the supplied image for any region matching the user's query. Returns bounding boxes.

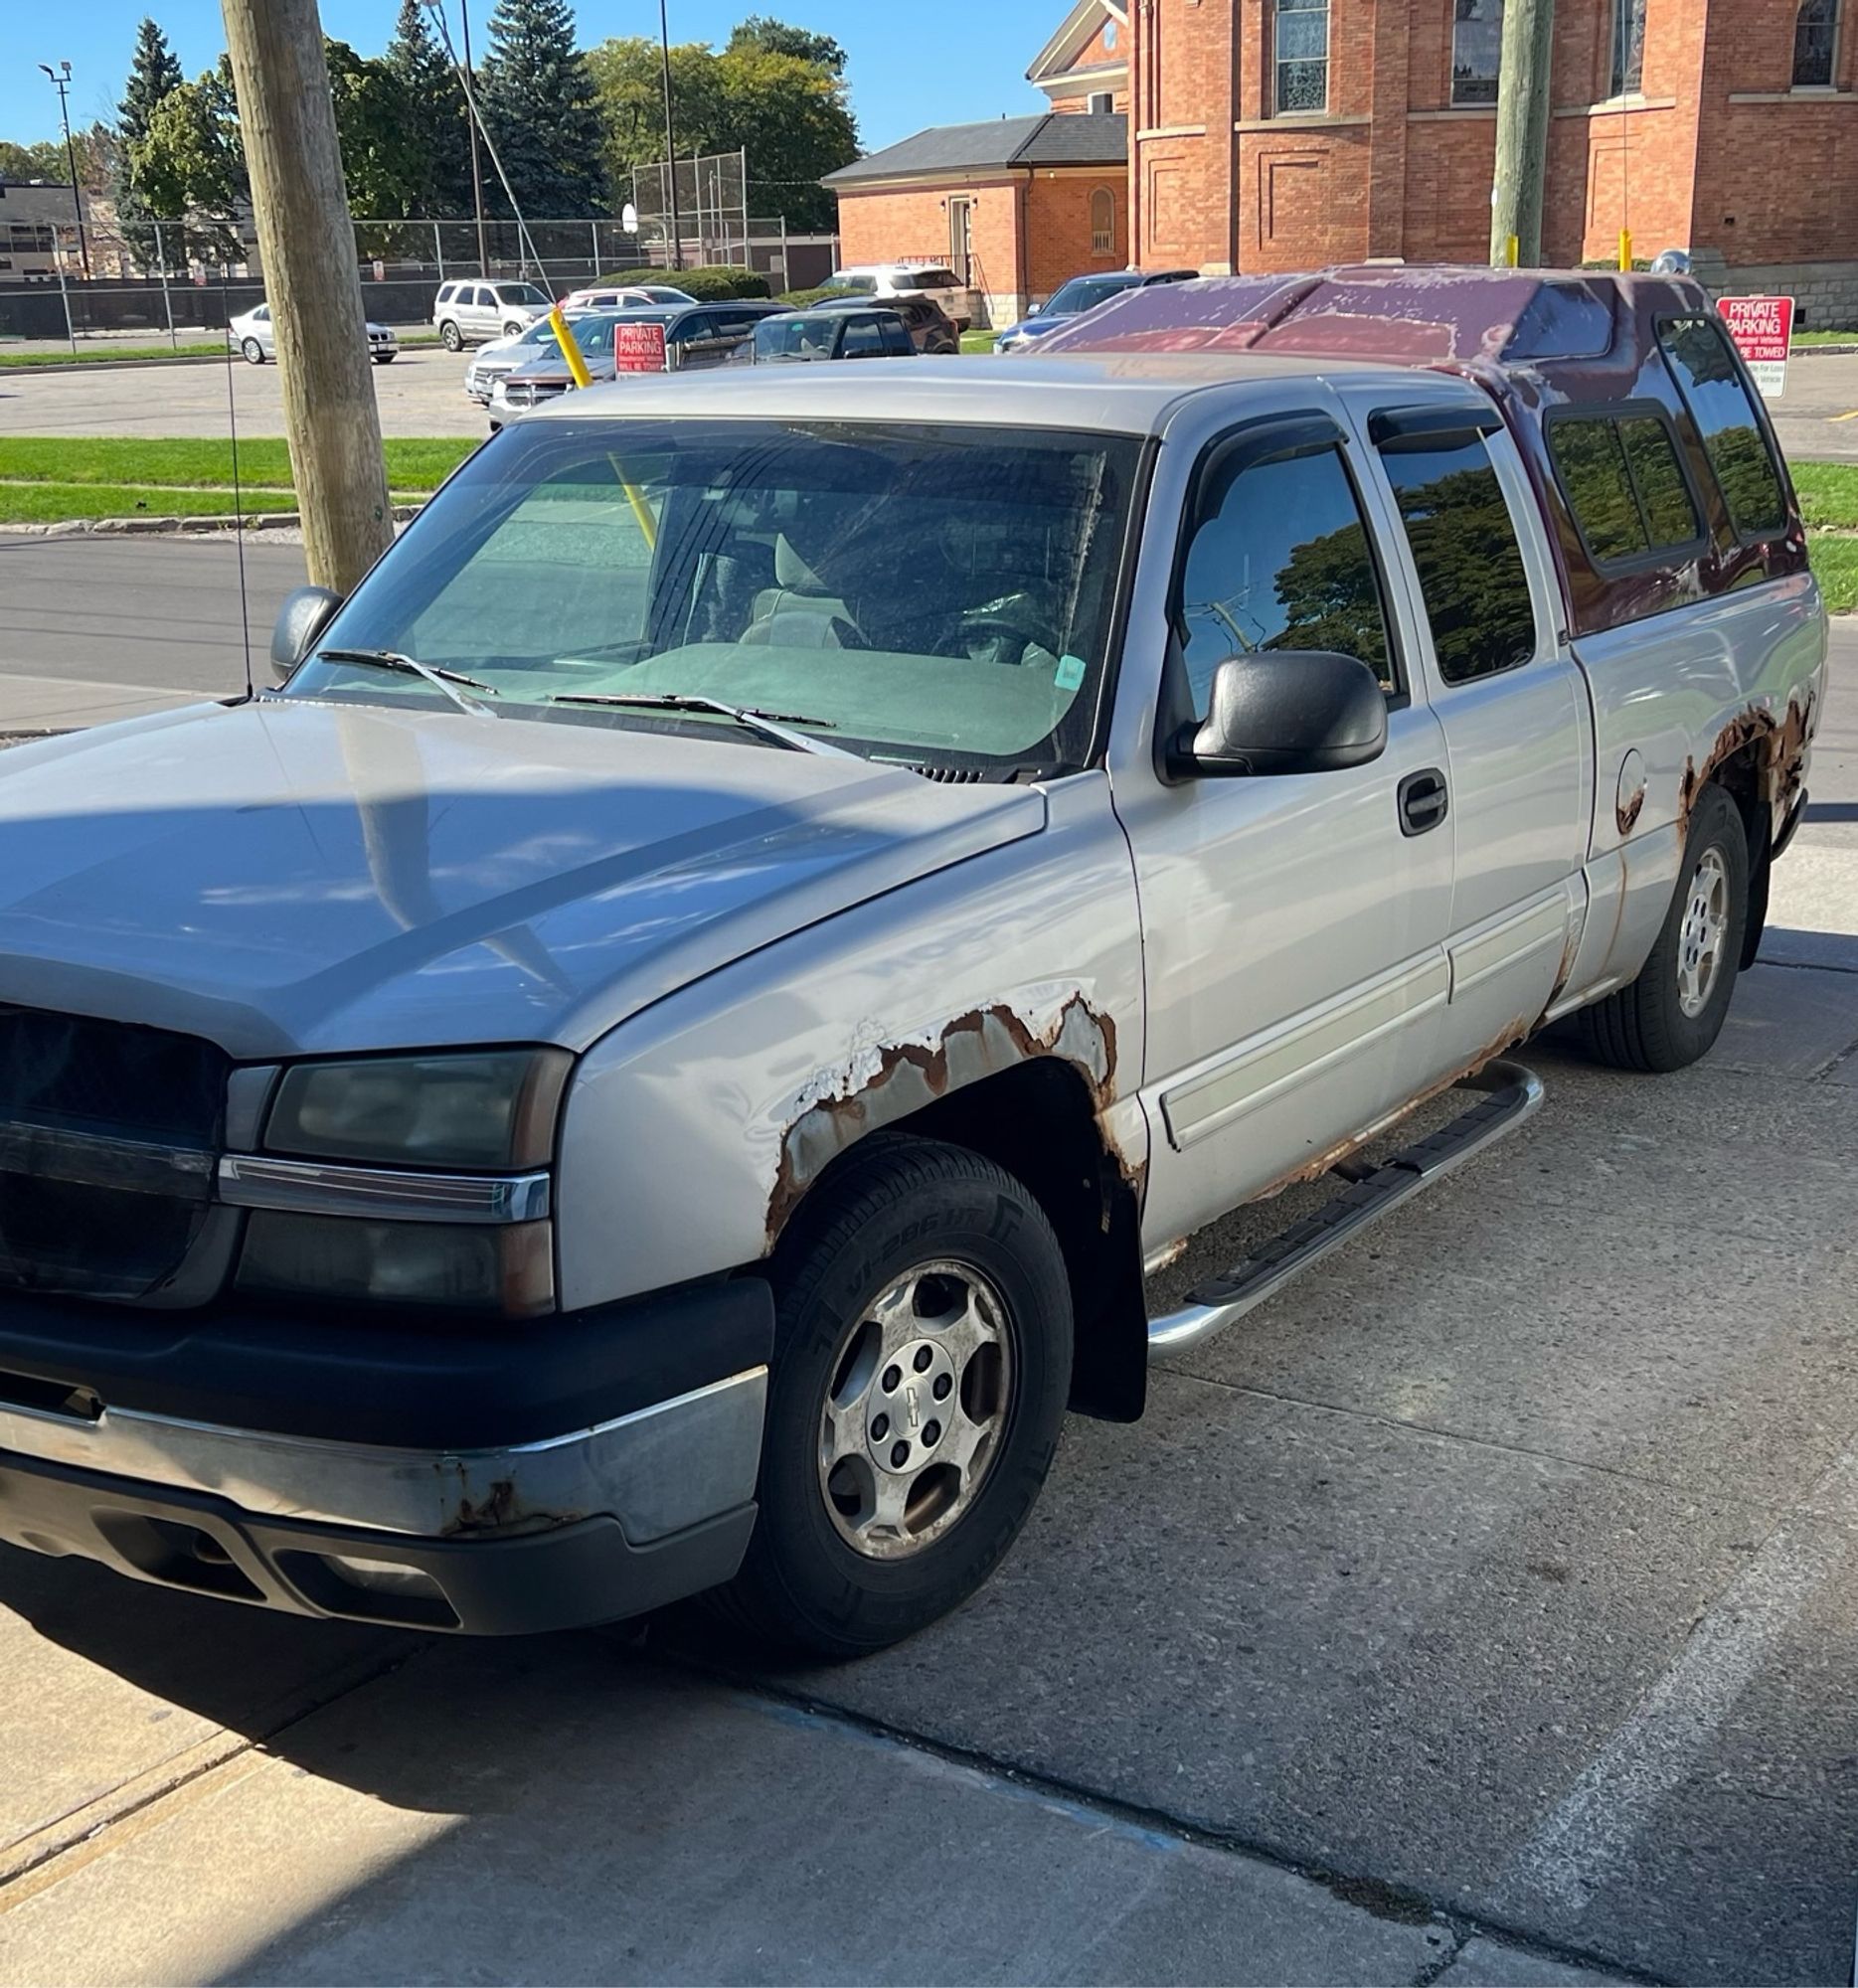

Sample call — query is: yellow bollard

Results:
[549,304,591,389]
[1618,230,1633,272]
[1507,234,1521,269]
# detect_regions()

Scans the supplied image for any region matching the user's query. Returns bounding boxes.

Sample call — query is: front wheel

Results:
[439,319,463,351]
[716,1137,1073,1658]
[1577,782,1750,1073]
[502,320,526,337]
[241,337,264,365]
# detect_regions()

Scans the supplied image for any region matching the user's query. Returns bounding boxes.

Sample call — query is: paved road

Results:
[0,563,1853,1984]
[1768,348,1858,465]
[0,344,487,440]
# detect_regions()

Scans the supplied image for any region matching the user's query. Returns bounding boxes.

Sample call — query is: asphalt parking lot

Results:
[0,532,1852,1981]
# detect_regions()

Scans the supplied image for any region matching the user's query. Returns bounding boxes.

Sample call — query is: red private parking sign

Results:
[1717,296,1795,401]
[611,321,669,374]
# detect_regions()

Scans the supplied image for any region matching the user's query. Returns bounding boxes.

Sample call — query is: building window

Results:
[1091,187,1115,254]
[1607,0,1647,97]
[1794,0,1840,84]
[1274,0,1330,113]
[1452,0,1504,105]
[1088,89,1115,113]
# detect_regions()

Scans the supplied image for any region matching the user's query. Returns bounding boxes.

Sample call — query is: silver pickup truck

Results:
[0,267,1826,1657]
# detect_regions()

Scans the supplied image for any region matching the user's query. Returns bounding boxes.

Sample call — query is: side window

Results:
[1176,440,1394,715]
[884,318,915,355]
[1547,411,1702,565]
[841,318,885,358]
[1658,316,1790,539]
[1379,432,1538,684]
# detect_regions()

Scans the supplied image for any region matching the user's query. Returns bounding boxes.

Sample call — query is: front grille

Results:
[0,1007,228,1300]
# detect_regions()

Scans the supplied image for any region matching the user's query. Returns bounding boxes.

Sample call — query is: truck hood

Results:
[0,700,1045,1060]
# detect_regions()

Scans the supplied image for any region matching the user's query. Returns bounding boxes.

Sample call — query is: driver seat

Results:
[740,534,857,648]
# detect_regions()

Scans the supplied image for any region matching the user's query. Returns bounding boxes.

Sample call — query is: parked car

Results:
[753,308,915,363]
[994,268,1198,353]
[807,291,959,355]
[228,302,399,366]
[558,283,697,311]
[465,310,600,406]
[487,300,790,429]
[820,262,973,331]
[0,269,1825,1663]
[432,278,553,350]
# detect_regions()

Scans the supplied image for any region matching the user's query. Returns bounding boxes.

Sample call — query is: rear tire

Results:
[714,1137,1073,1659]
[1576,782,1749,1073]
[241,337,264,365]
[439,320,463,352]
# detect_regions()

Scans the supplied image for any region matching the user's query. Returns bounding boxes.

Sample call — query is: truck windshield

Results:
[294,415,1140,770]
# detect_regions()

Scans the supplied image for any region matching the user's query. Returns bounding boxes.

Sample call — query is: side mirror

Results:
[1170,650,1389,779]
[269,585,343,685]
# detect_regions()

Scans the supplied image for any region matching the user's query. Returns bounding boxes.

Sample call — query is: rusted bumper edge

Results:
[0,1367,767,1635]
[765,990,1136,1245]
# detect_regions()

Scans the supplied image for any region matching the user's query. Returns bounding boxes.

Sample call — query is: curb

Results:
[1,339,441,378]
[1797,343,1858,356]
[0,502,423,540]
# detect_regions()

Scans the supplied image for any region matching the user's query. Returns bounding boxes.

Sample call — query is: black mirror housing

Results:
[1171,651,1390,779]
[269,585,343,685]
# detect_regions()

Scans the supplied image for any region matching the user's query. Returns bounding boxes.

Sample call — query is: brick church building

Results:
[1123,0,1857,317]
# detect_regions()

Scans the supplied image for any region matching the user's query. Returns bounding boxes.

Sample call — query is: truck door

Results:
[1363,404,1592,1074]
[1111,409,1456,1256]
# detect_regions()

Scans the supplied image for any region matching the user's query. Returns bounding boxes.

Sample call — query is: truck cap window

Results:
[1657,316,1789,540]
[1548,411,1702,566]
[292,416,1140,773]
[1177,441,1393,712]
[1378,432,1537,684]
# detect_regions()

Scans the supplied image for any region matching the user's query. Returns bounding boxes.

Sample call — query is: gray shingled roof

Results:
[824,112,1126,186]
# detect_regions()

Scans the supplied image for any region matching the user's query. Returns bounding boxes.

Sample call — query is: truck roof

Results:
[528,348,1483,437]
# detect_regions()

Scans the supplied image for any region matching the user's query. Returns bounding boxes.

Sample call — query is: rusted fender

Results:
[767,990,1123,1243]
[1677,693,1816,840]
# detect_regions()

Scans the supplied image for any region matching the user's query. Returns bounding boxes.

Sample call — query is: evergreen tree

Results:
[479,0,606,217]
[725,17,847,78]
[384,0,474,215]
[113,18,185,267]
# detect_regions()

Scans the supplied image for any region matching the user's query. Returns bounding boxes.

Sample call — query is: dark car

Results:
[806,291,959,355]
[995,268,1198,353]
[489,301,791,427]
[754,308,916,364]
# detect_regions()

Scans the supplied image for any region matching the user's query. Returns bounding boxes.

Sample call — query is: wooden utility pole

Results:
[221,0,393,594]
[1488,0,1555,267]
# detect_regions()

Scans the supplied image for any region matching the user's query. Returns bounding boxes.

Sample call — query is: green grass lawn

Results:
[1791,328,1858,347]
[960,330,999,355]
[0,483,304,525]
[0,437,475,493]
[0,341,228,369]
[1808,534,1858,612]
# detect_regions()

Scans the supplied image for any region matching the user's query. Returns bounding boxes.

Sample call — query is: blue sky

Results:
[3,1,1057,155]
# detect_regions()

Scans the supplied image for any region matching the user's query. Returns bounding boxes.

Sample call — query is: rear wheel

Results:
[439,319,463,352]
[241,337,264,365]
[1577,782,1749,1073]
[716,1137,1073,1658]
[503,319,526,337]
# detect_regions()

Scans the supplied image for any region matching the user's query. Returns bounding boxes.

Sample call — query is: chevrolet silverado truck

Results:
[0,267,1826,1657]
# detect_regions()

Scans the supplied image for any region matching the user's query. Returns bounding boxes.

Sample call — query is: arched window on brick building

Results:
[1273,0,1330,114]
[1091,187,1116,256]
[1607,0,1647,98]
[1452,0,1504,105]
[1794,0,1840,85]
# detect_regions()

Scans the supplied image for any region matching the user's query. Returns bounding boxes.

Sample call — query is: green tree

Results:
[113,17,185,267]
[479,0,606,216]
[716,44,855,232]
[325,39,422,229]
[0,140,70,182]
[129,70,246,261]
[725,16,847,76]
[384,0,474,214]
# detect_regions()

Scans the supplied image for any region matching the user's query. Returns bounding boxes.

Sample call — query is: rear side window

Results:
[841,318,884,357]
[1658,317,1789,539]
[1380,433,1537,684]
[1177,441,1394,713]
[1548,411,1702,566]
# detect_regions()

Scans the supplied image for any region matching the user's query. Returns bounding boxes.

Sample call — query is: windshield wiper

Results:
[313,648,499,718]
[548,690,853,757]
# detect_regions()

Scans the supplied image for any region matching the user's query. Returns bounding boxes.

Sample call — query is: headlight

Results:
[262,1050,571,1171]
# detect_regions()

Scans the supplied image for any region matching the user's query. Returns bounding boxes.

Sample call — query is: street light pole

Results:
[658,0,683,270]
[37,61,90,278]
[460,0,489,276]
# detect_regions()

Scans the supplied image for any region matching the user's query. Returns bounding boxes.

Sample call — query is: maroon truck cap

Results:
[1037,264,1809,640]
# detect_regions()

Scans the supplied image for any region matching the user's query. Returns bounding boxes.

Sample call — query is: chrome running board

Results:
[1146,1060,1545,1364]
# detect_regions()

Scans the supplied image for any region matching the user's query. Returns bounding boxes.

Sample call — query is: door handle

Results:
[1399,768,1449,837]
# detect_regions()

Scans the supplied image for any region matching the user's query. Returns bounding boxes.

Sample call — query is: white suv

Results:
[432,279,554,350]
[820,263,973,332]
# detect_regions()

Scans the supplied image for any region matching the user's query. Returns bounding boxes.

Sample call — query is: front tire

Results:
[1577,782,1749,1073]
[439,319,463,351]
[241,337,264,365]
[717,1137,1073,1659]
